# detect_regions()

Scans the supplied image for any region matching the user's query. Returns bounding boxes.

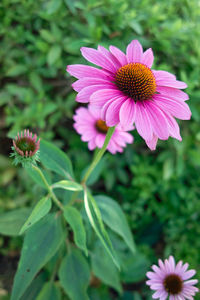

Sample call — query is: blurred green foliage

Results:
[0,0,200,298]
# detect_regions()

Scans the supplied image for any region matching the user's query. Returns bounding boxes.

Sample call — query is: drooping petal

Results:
[67,64,114,80]
[135,102,153,141]
[145,134,158,150]
[80,47,117,73]
[126,40,143,63]
[72,77,114,92]
[105,96,128,127]
[163,112,182,141]
[142,48,154,68]
[109,45,128,66]
[156,86,189,101]
[119,99,136,129]
[90,89,123,107]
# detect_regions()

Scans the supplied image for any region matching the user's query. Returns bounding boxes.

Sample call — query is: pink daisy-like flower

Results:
[13,129,40,157]
[73,106,133,154]
[146,256,199,300]
[67,40,191,150]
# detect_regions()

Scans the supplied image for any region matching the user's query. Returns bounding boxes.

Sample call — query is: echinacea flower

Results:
[11,129,40,166]
[67,40,191,150]
[73,106,133,154]
[146,256,198,300]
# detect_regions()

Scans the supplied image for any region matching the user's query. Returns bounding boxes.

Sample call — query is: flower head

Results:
[73,106,133,154]
[11,129,40,166]
[146,256,198,300]
[67,40,191,150]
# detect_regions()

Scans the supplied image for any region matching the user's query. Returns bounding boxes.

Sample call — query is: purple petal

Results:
[81,47,117,73]
[182,270,196,281]
[119,99,136,129]
[95,134,105,148]
[168,256,176,272]
[145,134,158,151]
[126,40,143,63]
[163,113,182,141]
[142,48,154,68]
[156,86,189,101]
[184,279,198,286]
[146,271,160,280]
[72,77,114,92]
[67,64,114,80]
[88,139,96,150]
[98,45,121,70]
[145,101,169,140]
[135,102,153,141]
[156,79,187,89]
[109,45,128,66]
[105,96,127,126]
[153,94,191,120]
[153,70,176,81]
[90,89,122,107]
[76,85,113,103]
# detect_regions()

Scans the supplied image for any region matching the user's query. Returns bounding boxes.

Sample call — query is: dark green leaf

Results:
[63,206,87,255]
[59,248,90,300]
[36,282,61,300]
[11,214,65,300]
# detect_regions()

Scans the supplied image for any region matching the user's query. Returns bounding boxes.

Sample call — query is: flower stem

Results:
[31,164,64,211]
[81,126,116,185]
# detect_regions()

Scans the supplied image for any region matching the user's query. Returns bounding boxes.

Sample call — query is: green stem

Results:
[81,126,116,185]
[32,164,64,211]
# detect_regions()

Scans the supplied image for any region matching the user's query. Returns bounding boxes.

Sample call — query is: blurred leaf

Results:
[40,140,74,180]
[59,248,90,300]
[0,208,31,236]
[6,65,28,76]
[52,180,83,191]
[95,195,135,254]
[11,213,65,300]
[19,196,52,234]
[21,273,47,300]
[63,206,88,255]
[46,0,62,15]
[47,45,62,65]
[36,282,61,300]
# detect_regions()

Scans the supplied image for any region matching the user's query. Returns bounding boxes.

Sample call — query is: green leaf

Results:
[84,189,120,269]
[0,208,31,236]
[6,64,27,76]
[52,180,83,191]
[63,206,87,255]
[91,242,122,293]
[25,165,47,189]
[21,273,47,300]
[11,214,65,300]
[59,248,90,300]
[40,140,74,180]
[36,282,61,300]
[95,195,135,254]
[47,45,61,65]
[19,196,52,234]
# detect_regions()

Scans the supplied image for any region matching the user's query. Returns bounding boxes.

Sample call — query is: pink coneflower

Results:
[67,40,191,150]
[13,129,40,157]
[73,106,133,154]
[146,256,198,300]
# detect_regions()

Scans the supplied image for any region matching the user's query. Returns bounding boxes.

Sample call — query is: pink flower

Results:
[73,106,133,154]
[146,256,199,300]
[67,40,191,150]
[13,129,40,157]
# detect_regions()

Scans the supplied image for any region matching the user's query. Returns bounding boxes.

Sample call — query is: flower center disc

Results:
[95,120,109,134]
[115,63,156,101]
[163,274,183,295]
[16,137,36,154]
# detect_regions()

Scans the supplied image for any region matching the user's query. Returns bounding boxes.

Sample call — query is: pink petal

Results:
[168,256,176,272]
[80,47,117,73]
[163,112,182,141]
[117,131,133,144]
[95,134,105,148]
[145,101,169,140]
[153,70,176,81]
[152,265,165,278]
[88,139,96,150]
[146,271,160,280]
[182,270,196,280]
[119,99,136,129]
[98,45,121,70]
[109,45,128,66]
[67,64,114,80]
[90,89,122,107]
[142,48,154,68]
[105,96,127,126]
[156,79,187,89]
[76,85,113,103]
[81,130,96,141]
[152,290,167,299]
[156,86,189,101]
[175,261,183,273]
[135,102,153,141]
[145,134,158,150]
[153,94,191,120]
[126,40,143,63]
[101,97,118,120]
[72,77,114,92]
[184,279,198,286]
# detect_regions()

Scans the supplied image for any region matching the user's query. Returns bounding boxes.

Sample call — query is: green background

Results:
[0,0,200,298]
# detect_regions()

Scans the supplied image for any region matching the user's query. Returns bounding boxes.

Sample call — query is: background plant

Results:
[0,0,200,299]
